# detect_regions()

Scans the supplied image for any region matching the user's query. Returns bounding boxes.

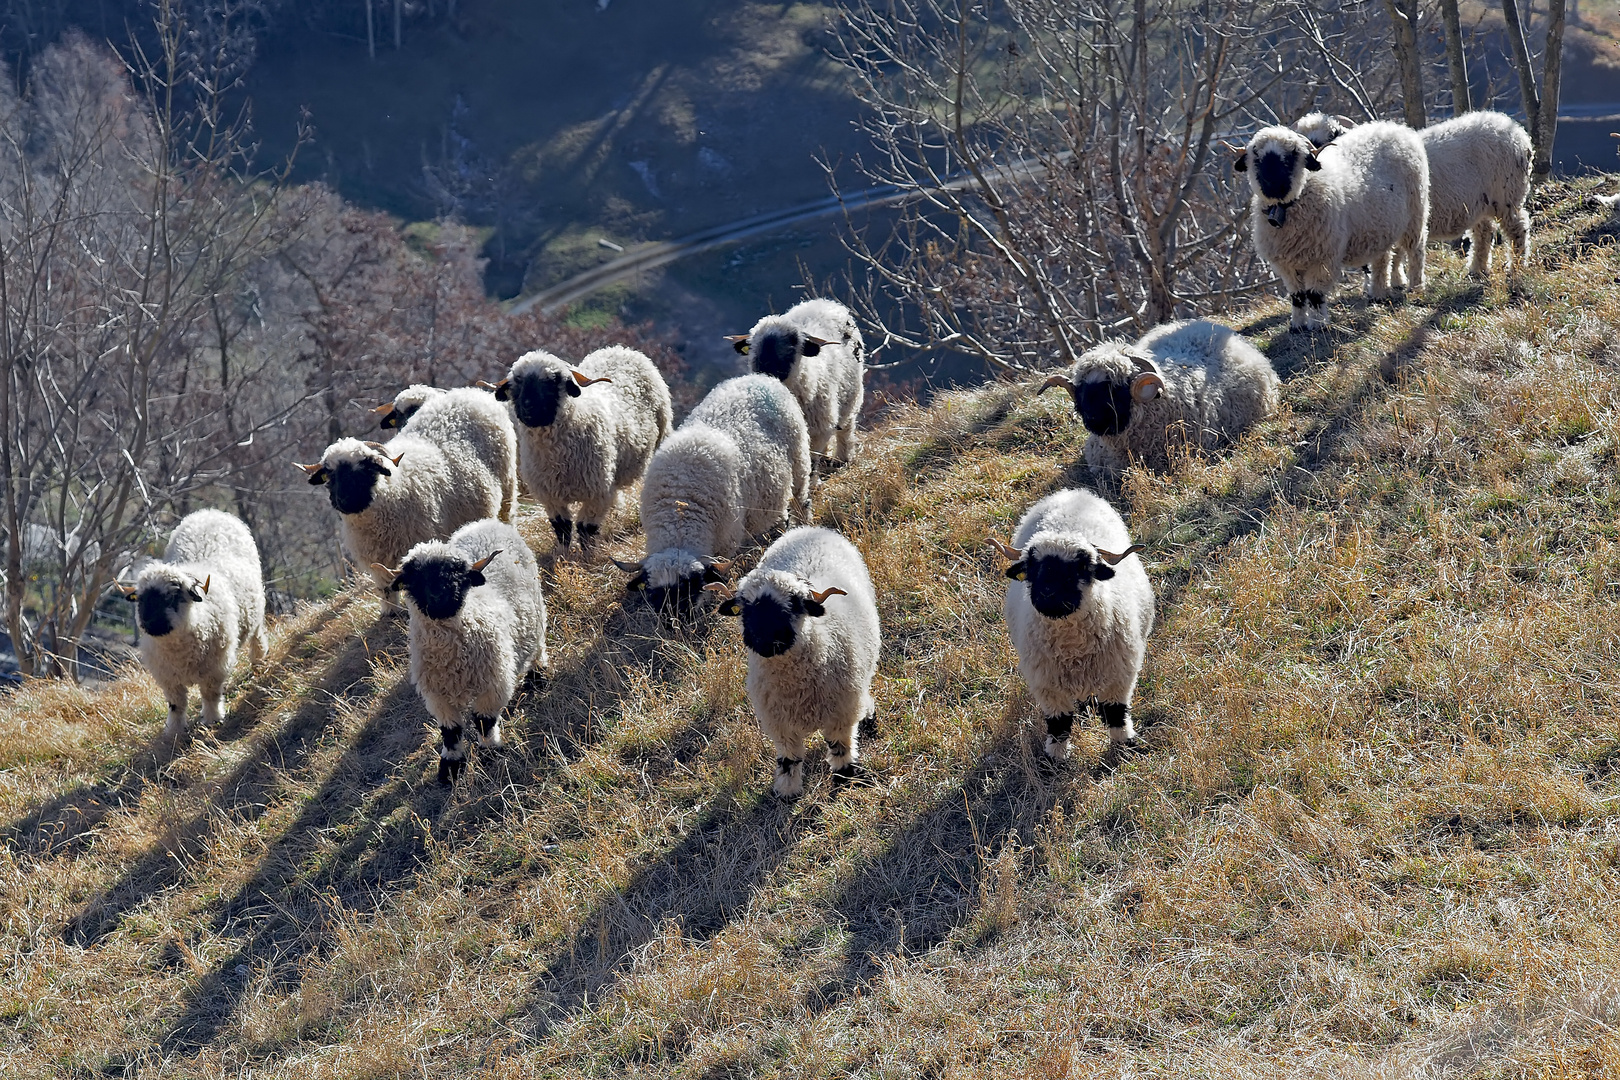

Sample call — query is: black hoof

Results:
[858,711,878,740]
[830,762,873,790]
[437,756,466,785]
[523,668,549,692]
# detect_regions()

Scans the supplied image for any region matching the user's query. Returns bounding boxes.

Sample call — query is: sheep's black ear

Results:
[803,598,826,617]
[1005,560,1027,581]
[186,584,206,603]
[367,458,392,477]
[307,467,330,486]
[702,565,727,584]
[627,572,648,592]
[801,339,821,357]
[717,597,741,617]
[466,569,486,589]
[1305,153,1321,172]
[732,339,750,355]
[1233,151,1248,173]
[564,377,582,398]
[1093,562,1115,581]
[493,381,511,402]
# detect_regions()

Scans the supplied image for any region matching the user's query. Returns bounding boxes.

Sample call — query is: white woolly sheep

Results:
[376,518,547,784]
[120,509,267,736]
[990,489,1154,761]
[1039,319,1280,475]
[1293,111,1531,279]
[373,384,444,431]
[1235,121,1428,330]
[617,374,812,616]
[726,298,865,470]
[492,345,673,556]
[707,526,881,798]
[298,388,516,609]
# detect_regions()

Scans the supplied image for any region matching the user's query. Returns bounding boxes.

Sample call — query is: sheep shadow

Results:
[514,793,813,1038]
[62,605,399,947]
[1,602,352,863]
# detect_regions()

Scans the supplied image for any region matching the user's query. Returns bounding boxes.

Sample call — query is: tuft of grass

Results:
[6,179,1620,1076]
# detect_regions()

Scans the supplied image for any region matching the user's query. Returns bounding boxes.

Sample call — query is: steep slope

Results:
[5,179,1620,1076]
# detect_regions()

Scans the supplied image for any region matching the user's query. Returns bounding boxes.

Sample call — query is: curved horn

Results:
[389,452,405,466]
[723,334,751,344]
[570,369,613,387]
[364,440,389,452]
[612,558,645,574]
[724,334,751,355]
[704,556,734,574]
[477,378,505,392]
[808,586,847,604]
[115,581,138,599]
[1095,544,1145,566]
[469,550,502,573]
[987,536,1023,560]
[372,402,395,415]
[199,575,211,595]
[1038,373,1075,395]
[295,461,323,476]
[370,561,402,581]
[703,581,735,599]
[804,335,835,347]
[1129,372,1165,403]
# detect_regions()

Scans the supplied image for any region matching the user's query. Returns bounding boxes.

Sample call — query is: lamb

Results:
[375,518,547,784]
[297,388,517,608]
[990,489,1154,761]
[706,526,880,798]
[492,345,673,555]
[616,374,812,615]
[373,384,443,430]
[1038,319,1281,475]
[1293,111,1531,279]
[726,298,865,470]
[1235,121,1428,330]
[118,509,267,736]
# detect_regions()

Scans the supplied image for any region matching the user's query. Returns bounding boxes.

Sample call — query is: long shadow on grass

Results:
[131,597,734,1061]
[63,603,400,947]
[1,601,350,863]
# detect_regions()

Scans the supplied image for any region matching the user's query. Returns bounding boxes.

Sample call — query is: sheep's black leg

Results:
[1099,701,1137,746]
[473,712,504,749]
[1043,712,1076,761]
[549,516,573,550]
[859,710,878,740]
[438,724,470,784]
[772,756,804,799]
[576,522,600,552]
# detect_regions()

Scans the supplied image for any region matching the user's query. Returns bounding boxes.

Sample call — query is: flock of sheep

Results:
[116,107,1535,794]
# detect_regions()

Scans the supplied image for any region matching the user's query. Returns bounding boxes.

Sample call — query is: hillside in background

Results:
[6,178,1620,1075]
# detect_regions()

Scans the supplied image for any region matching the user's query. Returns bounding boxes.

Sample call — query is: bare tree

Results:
[0,8,302,679]
[1502,0,1567,180]
[828,0,1401,373]
[1438,0,1472,114]
[1383,0,1427,128]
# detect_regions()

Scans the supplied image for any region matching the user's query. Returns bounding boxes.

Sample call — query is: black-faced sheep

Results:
[726,298,865,470]
[706,526,880,798]
[991,489,1154,761]
[119,509,267,736]
[298,389,516,609]
[1235,121,1428,330]
[1293,111,1531,279]
[374,384,443,430]
[1039,319,1280,475]
[375,518,547,784]
[492,345,673,556]
[617,374,811,616]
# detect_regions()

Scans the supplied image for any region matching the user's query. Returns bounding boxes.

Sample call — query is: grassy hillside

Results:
[7,179,1620,1076]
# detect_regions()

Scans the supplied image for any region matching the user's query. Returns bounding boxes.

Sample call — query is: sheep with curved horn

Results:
[494,345,673,557]
[381,518,547,784]
[1039,319,1279,476]
[728,298,866,472]
[124,510,267,737]
[993,489,1155,761]
[709,526,881,798]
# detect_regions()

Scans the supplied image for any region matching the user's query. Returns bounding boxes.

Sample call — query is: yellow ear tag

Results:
[1013,570,1027,580]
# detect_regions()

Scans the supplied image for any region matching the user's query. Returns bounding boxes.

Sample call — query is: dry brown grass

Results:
[7,180,1620,1077]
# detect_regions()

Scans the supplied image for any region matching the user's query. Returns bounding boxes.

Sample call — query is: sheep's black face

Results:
[740,593,800,657]
[1254,149,1298,202]
[750,330,800,381]
[1013,551,1113,620]
[511,369,578,428]
[641,565,727,620]
[1074,379,1134,436]
[395,554,483,621]
[378,405,417,430]
[327,458,389,515]
[136,580,198,637]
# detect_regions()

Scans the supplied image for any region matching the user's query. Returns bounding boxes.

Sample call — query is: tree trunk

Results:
[1439,0,1471,114]
[1383,0,1426,128]
[1540,0,1567,180]
[1501,0,1541,159]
